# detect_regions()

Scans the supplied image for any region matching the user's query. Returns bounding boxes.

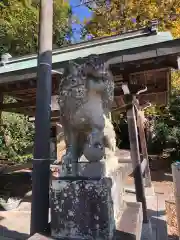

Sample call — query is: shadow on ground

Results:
[151,170,173,182]
[0,172,32,198]
[168,235,179,240]
[147,209,178,240]
[0,172,31,239]
[0,225,29,240]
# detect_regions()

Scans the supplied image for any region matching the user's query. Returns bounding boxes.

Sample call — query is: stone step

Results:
[116,201,143,240]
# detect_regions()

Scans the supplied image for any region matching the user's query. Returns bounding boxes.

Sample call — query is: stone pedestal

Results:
[50,159,142,240]
[51,177,115,239]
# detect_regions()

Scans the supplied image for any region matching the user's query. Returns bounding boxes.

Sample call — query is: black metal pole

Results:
[30,0,53,235]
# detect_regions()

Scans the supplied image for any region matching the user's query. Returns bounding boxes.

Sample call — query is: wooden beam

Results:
[0,95,59,111]
[115,91,168,108]
[0,101,36,110]
[126,104,148,223]
[0,162,32,174]
[0,91,167,115]
[0,75,59,97]
[0,72,37,84]
[29,116,59,122]
[110,57,177,75]
[121,77,148,223]
[114,85,168,96]
[136,104,152,188]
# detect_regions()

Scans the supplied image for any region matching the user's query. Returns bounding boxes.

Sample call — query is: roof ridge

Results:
[2,25,158,64]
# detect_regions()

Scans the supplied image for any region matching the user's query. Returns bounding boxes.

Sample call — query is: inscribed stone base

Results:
[50,177,115,240]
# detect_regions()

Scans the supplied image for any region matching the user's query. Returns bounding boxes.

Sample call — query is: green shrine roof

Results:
[0,27,177,76]
[0,25,179,114]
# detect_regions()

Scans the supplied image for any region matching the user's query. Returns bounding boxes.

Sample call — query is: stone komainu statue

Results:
[57,55,116,170]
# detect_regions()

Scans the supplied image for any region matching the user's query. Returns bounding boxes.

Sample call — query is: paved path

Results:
[0,182,169,240]
[0,202,31,239]
[0,193,168,240]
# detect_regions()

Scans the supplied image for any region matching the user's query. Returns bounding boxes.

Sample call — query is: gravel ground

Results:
[126,170,174,196]
[126,170,178,239]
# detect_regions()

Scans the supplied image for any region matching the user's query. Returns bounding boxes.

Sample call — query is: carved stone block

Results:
[50,178,115,239]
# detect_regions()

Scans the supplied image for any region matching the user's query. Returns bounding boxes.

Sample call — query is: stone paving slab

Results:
[124,192,168,240]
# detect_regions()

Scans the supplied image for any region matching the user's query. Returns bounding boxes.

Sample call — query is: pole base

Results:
[141,221,153,240]
[125,185,155,198]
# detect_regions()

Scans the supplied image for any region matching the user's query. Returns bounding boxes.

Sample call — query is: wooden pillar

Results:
[126,104,148,223]
[121,80,148,223]
[137,110,152,188]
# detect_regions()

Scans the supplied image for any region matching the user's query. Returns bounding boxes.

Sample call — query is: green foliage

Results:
[0,0,72,56]
[148,84,180,160]
[150,121,170,153]
[0,96,34,162]
[0,112,35,162]
[0,1,73,162]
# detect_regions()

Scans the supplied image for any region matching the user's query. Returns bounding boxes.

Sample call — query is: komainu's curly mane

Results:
[58,56,114,122]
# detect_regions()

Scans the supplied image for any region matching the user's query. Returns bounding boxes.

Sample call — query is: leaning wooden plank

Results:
[0,162,32,174]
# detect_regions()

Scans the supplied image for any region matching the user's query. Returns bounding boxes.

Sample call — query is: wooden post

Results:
[121,81,148,223]
[126,105,148,223]
[137,109,152,188]
[172,162,180,239]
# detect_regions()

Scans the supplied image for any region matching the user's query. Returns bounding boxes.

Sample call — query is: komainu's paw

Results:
[52,159,60,165]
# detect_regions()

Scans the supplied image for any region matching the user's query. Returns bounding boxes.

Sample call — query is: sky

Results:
[69,0,93,42]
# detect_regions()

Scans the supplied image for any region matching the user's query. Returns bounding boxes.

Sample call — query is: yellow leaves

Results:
[170,19,180,38]
[171,71,180,91]
[21,0,32,8]
[85,0,180,39]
